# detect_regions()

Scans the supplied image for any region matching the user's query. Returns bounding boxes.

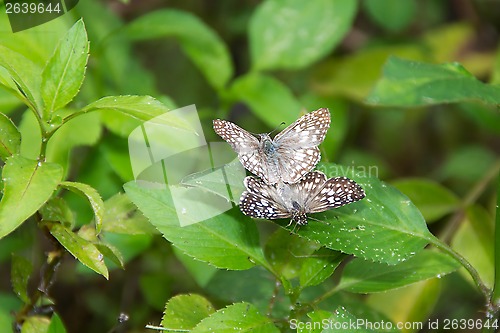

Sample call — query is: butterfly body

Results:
[213,108,331,185]
[239,171,365,226]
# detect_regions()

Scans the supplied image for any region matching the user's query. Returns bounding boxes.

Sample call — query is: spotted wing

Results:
[276,147,321,183]
[239,177,290,220]
[304,175,366,213]
[213,119,266,177]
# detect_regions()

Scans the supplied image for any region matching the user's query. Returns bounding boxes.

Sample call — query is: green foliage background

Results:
[0,0,499,332]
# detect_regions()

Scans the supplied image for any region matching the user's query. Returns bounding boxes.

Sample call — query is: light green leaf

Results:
[299,248,345,288]
[21,316,50,333]
[11,254,32,303]
[124,181,270,271]
[94,242,125,269]
[0,112,21,161]
[229,73,302,127]
[191,303,280,333]
[59,181,104,234]
[295,163,433,265]
[364,0,416,32]
[0,155,63,239]
[48,223,108,279]
[391,178,460,223]
[161,294,215,330]
[80,95,191,131]
[39,197,74,228]
[451,205,494,288]
[302,308,377,333]
[0,45,42,111]
[337,250,459,293]
[367,57,500,106]
[47,313,67,333]
[41,19,89,119]
[126,9,233,90]
[250,0,357,70]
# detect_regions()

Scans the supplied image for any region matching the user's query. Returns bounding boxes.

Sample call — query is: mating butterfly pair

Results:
[213,108,365,226]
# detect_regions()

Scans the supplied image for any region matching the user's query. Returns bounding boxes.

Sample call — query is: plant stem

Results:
[489,171,500,318]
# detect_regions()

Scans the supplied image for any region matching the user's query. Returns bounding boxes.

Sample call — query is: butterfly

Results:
[213,108,330,185]
[239,170,365,226]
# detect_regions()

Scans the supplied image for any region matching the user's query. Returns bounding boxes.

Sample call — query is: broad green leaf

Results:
[11,254,32,303]
[299,248,345,289]
[124,181,270,271]
[39,198,73,227]
[191,302,280,333]
[0,112,21,161]
[437,146,497,184]
[367,279,441,333]
[94,242,125,269]
[302,308,377,333]
[41,19,89,119]
[451,205,494,288]
[80,95,191,131]
[126,9,233,90]
[0,45,42,111]
[337,250,459,293]
[47,313,67,333]
[0,155,63,239]
[21,316,50,333]
[101,193,156,235]
[391,178,460,223]
[249,0,357,70]
[140,273,171,310]
[293,163,433,264]
[229,73,302,127]
[367,57,500,106]
[364,0,416,32]
[161,294,215,330]
[59,182,104,234]
[48,223,108,279]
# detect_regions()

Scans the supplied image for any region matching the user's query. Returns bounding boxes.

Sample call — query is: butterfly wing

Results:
[276,147,321,183]
[239,177,290,219]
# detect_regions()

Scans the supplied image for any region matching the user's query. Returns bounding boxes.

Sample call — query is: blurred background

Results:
[0,0,499,332]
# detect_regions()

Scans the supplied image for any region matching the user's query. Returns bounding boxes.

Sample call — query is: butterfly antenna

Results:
[269,122,286,136]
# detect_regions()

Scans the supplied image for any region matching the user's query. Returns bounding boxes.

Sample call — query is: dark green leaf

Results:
[0,155,63,239]
[11,254,32,303]
[337,250,460,293]
[250,0,357,70]
[301,308,377,333]
[124,181,270,271]
[49,223,108,279]
[59,182,104,234]
[364,0,416,32]
[0,112,21,161]
[161,294,215,330]
[391,178,459,223]
[47,313,67,333]
[41,19,89,119]
[191,303,280,333]
[126,9,233,90]
[229,73,302,127]
[367,57,500,106]
[39,198,74,227]
[299,248,345,288]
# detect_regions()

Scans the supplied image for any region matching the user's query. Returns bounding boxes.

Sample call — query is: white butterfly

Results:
[213,108,330,185]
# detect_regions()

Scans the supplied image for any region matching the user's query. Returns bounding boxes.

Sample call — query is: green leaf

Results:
[21,316,50,333]
[59,182,104,234]
[101,193,156,235]
[451,205,494,288]
[124,181,270,271]
[391,178,460,223]
[191,302,280,333]
[161,294,215,330]
[249,0,357,70]
[229,73,302,127]
[173,248,218,288]
[0,155,63,239]
[126,9,233,90]
[294,163,433,265]
[299,248,345,288]
[367,57,500,106]
[94,242,124,269]
[337,250,460,293]
[80,95,191,131]
[0,45,43,111]
[11,254,32,303]
[41,19,89,119]
[0,112,21,161]
[47,313,67,333]
[48,223,108,279]
[302,308,377,333]
[364,0,416,32]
